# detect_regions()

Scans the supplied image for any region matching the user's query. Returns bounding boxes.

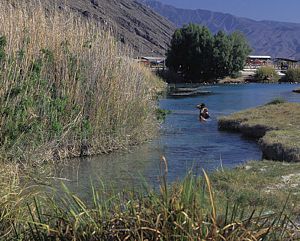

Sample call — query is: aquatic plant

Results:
[155,108,172,122]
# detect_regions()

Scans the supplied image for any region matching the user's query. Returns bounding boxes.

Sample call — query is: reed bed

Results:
[1,164,298,240]
[0,0,165,164]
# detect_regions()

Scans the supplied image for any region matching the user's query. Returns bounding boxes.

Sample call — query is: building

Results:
[245,55,272,69]
[138,56,166,69]
[273,58,299,70]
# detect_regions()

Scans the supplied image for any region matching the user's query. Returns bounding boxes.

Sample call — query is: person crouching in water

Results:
[196,103,210,122]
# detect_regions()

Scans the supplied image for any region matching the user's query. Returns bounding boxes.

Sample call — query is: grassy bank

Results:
[218,102,300,162]
[0,1,165,164]
[212,160,300,213]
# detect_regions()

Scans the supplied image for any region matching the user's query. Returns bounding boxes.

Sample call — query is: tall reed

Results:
[1,168,297,240]
[0,0,164,163]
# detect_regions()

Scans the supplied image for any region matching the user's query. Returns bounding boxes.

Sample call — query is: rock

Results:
[41,0,175,56]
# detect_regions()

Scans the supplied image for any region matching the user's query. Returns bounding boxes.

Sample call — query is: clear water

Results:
[54,83,300,197]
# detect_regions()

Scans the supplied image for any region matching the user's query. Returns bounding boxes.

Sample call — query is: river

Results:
[53,83,300,197]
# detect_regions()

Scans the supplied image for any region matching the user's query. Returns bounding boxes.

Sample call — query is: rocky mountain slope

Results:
[43,0,175,56]
[141,0,300,59]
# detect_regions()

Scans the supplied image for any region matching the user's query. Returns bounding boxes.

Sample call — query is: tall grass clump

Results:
[253,66,280,83]
[0,1,165,163]
[2,168,297,240]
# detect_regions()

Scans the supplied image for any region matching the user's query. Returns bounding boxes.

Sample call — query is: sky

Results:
[157,0,300,23]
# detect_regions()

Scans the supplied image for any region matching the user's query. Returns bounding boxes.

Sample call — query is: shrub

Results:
[281,68,300,82]
[230,71,242,79]
[253,66,279,83]
[265,97,286,105]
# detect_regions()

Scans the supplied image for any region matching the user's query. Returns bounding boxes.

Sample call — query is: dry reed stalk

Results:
[0,0,165,163]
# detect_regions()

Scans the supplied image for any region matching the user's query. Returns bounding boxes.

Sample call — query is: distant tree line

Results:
[166,23,251,82]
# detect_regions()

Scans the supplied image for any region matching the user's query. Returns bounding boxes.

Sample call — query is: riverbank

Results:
[2,89,300,239]
[0,2,167,238]
[218,102,300,162]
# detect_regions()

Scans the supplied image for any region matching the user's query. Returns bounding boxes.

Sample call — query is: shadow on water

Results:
[54,83,300,198]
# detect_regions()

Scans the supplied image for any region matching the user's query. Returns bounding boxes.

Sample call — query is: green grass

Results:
[266,97,286,105]
[219,102,300,162]
[212,160,300,213]
[1,165,298,240]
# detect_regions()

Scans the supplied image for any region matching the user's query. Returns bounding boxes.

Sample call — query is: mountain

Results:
[141,0,300,59]
[43,0,175,56]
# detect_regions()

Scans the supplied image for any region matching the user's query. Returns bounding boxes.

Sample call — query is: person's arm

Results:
[200,115,207,122]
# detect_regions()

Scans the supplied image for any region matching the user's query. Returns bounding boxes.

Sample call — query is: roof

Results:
[141,56,165,61]
[274,57,298,62]
[248,55,272,59]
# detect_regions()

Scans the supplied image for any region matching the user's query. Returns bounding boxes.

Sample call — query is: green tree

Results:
[230,32,252,73]
[166,23,214,81]
[166,25,251,82]
[212,31,233,78]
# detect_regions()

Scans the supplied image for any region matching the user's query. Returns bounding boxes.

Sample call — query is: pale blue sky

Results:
[157,0,300,23]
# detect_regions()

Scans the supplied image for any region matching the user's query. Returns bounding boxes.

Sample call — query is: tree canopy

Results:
[166,24,251,82]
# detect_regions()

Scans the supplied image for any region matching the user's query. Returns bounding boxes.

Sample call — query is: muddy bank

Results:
[218,102,300,162]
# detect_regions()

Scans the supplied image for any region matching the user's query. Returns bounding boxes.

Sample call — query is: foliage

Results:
[281,68,300,82]
[0,35,6,62]
[212,31,233,78]
[166,24,214,81]
[0,2,165,163]
[155,108,171,122]
[1,166,297,240]
[166,24,251,82]
[230,71,242,79]
[266,97,286,105]
[254,66,280,82]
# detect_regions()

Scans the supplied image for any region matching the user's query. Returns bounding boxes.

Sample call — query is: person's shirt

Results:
[201,108,210,119]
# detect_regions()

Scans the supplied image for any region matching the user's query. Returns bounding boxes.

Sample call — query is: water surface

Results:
[55,83,300,196]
